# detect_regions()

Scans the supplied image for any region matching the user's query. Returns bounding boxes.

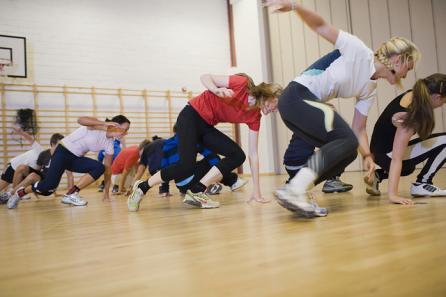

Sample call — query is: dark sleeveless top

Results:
[370,91,410,154]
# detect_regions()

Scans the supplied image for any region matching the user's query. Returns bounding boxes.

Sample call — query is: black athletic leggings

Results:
[278,82,358,185]
[160,105,246,182]
[32,145,104,196]
[373,133,446,184]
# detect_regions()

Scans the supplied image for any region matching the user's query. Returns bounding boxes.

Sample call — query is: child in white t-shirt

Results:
[0,127,43,199]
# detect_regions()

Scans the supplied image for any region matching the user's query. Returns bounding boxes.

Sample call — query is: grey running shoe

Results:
[206,183,223,195]
[322,177,353,193]
[0,192,11,204]
[127,180,144,212]
[183,190,220,209]
[7,193,20,209]
[364,172,381,196]
[274,186,317,218]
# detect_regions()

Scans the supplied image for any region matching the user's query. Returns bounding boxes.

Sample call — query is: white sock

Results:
[111,174,118,184]
[289,167,317,194]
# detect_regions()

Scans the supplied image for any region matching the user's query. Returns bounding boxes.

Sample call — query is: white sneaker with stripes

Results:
[411,183,446,197]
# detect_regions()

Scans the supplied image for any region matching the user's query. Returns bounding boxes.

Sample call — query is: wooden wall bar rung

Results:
[0,82,236,178]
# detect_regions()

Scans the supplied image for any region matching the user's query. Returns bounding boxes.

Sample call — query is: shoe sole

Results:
[61,199,88,206]
[411,193,446,197]
[183,197,202,208]
[183,196,219,209]
[322,187,353,193]
[274,192,316,218]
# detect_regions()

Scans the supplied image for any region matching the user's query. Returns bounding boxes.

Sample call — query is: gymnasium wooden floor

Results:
[1,170,446,297]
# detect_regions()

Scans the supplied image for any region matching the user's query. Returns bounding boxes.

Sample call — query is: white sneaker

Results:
[230,176,248,191]
[127,180,144,212]
[21,194,31,200]
[7,193,20,209]
[274,185,317,217]
[411,183,446,197]
[183,190,220,209]
[61,192,88,206]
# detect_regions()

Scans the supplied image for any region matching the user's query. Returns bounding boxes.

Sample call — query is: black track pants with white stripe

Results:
[374,132,446,184]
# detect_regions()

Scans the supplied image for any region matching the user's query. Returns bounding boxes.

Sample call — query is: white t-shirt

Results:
[62,126,114,157]
[10,141,44,170]
[294,30,377,116]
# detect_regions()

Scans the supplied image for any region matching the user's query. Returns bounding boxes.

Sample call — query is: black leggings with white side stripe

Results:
[373,132,446,184]
[278,82,358,185]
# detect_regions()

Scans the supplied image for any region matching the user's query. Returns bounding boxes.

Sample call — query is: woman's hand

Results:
[263,0,296,12]
[212,87,234,98]
[388,194,414,205]
[391,112,407,128]
[363,155,376,181]
[102,192,111,201]
[247,193,271,204]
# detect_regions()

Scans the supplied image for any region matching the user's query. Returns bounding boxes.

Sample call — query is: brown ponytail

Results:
[403,73,446,139]
[236,73,283,107]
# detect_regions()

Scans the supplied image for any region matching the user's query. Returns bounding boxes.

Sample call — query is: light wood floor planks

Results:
[1,170,446,297]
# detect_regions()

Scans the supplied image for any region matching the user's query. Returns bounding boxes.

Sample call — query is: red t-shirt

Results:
[111,146,140,175]
[189,75,262,131]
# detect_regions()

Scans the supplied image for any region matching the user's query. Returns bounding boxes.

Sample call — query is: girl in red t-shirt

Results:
[127,73,282,211]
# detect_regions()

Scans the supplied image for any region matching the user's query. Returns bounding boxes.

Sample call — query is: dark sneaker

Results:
[206,183,223,195]
[322,177,353,193]
[0,192,11,204]
[112,185,119,194]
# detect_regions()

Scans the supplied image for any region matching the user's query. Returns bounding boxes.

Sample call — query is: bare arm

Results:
[77,117,118,130]
[12,126,35,144]
[133,164,146,182]
[118,168,131,192]
[387,126,415,205]
[125,164,147,195]
[352,109,376,179]
[264,0,339,44]
[248,129,267,202]
[200,74,234,98]
[102,154,113,201]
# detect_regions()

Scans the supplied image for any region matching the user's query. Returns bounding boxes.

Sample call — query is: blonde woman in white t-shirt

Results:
[264,0,420,217]
[7,115,130,208]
